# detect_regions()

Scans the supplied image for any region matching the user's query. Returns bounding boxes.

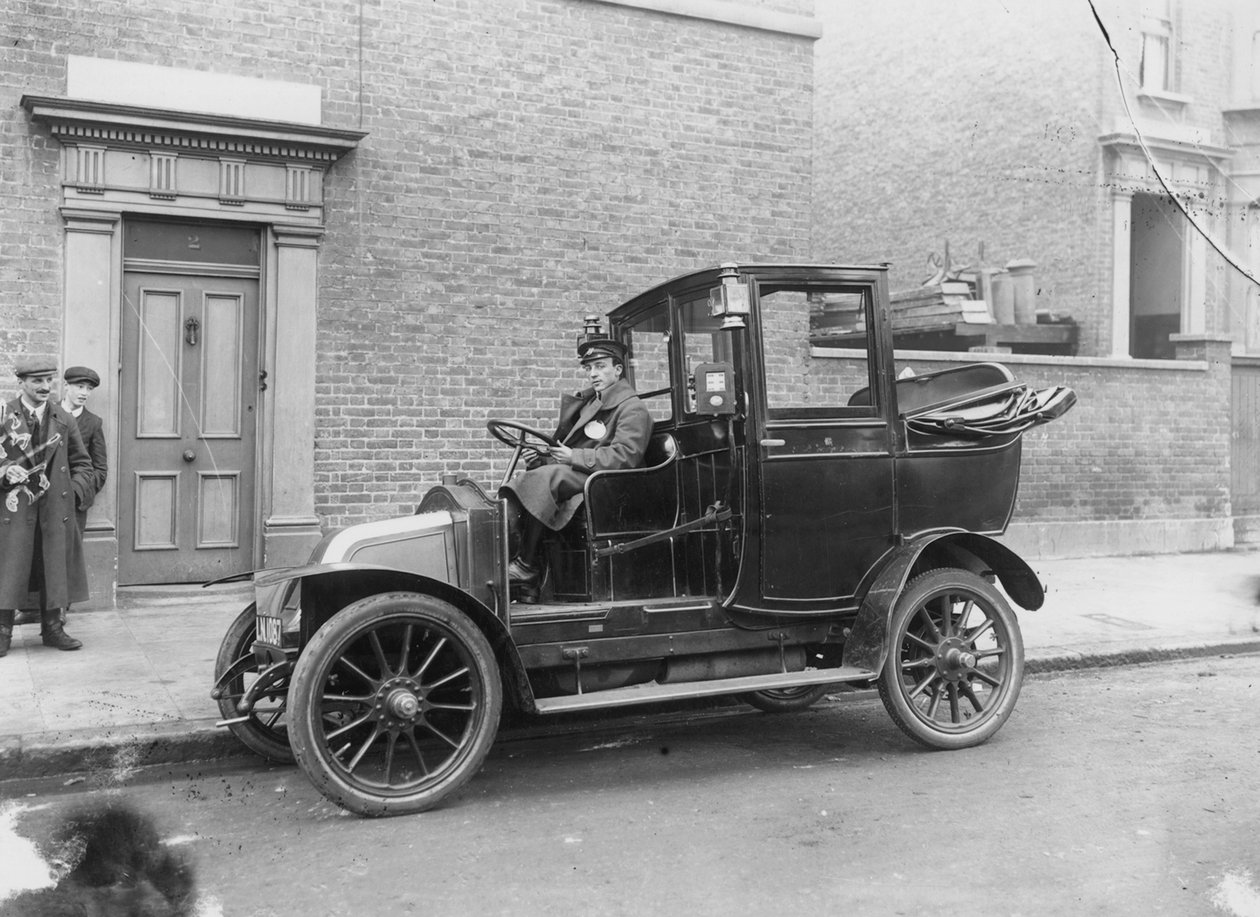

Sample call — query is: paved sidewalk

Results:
[1,550,1257,782]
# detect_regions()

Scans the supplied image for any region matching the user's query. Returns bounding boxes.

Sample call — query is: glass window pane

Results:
[760,284,878,417]
[622,305,672,423]
[679,293,733,414]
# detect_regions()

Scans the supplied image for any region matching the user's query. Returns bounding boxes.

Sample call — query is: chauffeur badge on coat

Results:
[583,420,607,440]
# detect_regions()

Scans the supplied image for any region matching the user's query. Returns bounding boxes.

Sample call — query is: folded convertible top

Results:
[904,383,1077,437]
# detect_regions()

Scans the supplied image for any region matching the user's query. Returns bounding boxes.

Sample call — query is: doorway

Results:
[1129,192,1185,359]
[118,220,261,584]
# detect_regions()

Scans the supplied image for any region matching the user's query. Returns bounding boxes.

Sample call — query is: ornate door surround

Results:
[21,94,365,597]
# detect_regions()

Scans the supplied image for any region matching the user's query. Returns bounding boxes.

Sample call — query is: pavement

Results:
[1,549,1258,783]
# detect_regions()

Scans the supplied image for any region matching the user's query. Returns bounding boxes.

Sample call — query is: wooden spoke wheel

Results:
[878,569,1025,750]
[289,592,502,817]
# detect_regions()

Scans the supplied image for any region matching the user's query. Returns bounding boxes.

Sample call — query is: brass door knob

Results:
[182,449,196,463]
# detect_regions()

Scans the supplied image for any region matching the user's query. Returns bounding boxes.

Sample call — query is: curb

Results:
[1024,638,1260,675]
[1,720,248,783]
[4,640,1259,783]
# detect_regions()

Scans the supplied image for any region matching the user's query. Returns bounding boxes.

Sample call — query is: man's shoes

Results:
[0,626,11,658]
[507,559,541,604]
[40,609,83,651]
[507,558,539,584]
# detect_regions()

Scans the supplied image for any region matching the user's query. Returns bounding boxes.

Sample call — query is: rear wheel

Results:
[740,684,831,713]
[213,604,293,764]
[289,592,502,817]
[878,569,1024,750]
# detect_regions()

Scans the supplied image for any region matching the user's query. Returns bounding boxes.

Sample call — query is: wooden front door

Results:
[119,271,260,584]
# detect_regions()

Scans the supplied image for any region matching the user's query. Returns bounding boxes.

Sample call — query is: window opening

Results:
[679,293,734,415]
[760,284,878,418]
[622,305,673,423]
[1140,1,1173,92]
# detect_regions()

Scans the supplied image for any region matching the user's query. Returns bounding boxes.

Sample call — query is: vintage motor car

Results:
[211,262,1076,817]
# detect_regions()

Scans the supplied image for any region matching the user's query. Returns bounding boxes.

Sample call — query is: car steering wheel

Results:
[486,419,560,490]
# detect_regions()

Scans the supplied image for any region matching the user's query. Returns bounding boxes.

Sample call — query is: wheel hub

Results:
[935,638,977,682]
[375,677,425,727]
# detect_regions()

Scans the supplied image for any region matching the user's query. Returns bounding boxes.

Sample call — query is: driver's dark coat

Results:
[502,378,652,530]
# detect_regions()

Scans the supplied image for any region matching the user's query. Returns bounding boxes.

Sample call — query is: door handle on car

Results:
[759,438,786,447]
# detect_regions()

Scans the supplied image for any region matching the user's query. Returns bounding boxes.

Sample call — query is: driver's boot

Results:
[0,610,13,658]
[508,515,543,603]
[40,608,82,651]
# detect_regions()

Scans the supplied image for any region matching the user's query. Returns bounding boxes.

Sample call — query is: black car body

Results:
[212,263,1075,816]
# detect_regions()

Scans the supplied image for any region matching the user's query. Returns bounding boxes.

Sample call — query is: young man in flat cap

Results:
[60,365,108,534]
[0,357,96,656]
[499,332,653,602]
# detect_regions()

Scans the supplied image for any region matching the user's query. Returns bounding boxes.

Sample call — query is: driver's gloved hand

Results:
[523,448,551,470]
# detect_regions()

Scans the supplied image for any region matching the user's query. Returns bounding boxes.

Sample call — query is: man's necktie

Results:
[28,410,40,446]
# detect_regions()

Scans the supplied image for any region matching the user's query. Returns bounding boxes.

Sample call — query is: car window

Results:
[679,293,734,415]
[622,305,673,423]
[759,284,879,419]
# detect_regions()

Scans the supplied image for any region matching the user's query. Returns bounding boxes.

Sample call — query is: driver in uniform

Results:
[501,331,652,601]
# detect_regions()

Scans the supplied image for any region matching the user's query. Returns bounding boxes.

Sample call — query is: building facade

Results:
[814,0,1259,553]
[3,0,821,599]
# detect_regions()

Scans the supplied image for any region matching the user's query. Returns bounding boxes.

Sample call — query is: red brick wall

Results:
[2,0,818,528]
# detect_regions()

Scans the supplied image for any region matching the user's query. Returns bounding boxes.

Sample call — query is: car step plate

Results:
[533,666,874,714]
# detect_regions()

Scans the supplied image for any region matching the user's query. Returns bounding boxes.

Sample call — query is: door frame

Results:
[28,94,362,603]
[117,259,263,584]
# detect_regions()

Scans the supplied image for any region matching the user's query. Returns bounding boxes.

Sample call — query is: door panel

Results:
[755,281,895,605]
[120,272,258,584]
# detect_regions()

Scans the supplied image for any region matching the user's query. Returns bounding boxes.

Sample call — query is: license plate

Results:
[255,614,283,646]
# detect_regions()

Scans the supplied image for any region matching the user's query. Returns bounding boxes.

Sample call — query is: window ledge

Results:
[1137,88,1192,109]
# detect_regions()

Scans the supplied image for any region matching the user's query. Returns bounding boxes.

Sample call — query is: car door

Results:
[754,275,896,607]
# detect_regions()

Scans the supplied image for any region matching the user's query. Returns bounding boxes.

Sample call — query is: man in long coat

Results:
[0,357,95,656]
[501,334,652,601]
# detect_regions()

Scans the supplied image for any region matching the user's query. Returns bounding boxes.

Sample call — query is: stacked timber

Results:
[808,290,867,336]
[889,281,992,330]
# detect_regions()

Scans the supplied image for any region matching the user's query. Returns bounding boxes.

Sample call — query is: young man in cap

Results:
[60,365,108,533]
[0,357,95,656]
[499,333,653,602]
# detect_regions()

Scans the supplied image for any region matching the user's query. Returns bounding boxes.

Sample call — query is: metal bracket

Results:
[562,646,590,695]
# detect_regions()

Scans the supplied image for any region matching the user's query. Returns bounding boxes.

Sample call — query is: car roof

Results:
[609,262,890,321]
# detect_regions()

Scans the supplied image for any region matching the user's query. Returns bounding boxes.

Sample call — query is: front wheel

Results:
[878,569,1024,751]
[288,592,502,817]
[213,604,294,764]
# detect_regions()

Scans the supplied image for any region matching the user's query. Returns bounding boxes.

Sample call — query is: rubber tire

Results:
[740,684,831,713]
[212,604,295,764]
[288,592,502,817]
[878,568,1024,751]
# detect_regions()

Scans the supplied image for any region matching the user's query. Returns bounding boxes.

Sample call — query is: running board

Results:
[532,666,875,714]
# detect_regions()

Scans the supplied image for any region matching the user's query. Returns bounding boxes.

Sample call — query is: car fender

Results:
[256,562,538,714]
[841,532,1044,674]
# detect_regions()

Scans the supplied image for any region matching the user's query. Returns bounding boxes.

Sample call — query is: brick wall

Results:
[2,0,818,528]
[812,0,1242,553]
[889,343,1233,556]
[812,0,1242,358]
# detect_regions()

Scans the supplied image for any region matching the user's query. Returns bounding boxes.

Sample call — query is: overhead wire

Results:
[1087,0,1260,290]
